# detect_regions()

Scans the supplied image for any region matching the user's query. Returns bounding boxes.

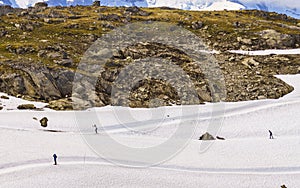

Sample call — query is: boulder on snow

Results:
[17,104,36,110]
[40,117,48,127]
[0,95,9,99]
[216,136,225,140]
[199,132,215,140]
[0,106,3,110]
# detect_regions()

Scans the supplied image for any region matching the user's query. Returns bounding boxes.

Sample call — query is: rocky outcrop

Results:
[0,61,74,102]
[86,42,217,109]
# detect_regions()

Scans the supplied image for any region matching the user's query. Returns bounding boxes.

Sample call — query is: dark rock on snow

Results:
[199,132,215,140]
[17,104,36,110]
[40,117,48,127]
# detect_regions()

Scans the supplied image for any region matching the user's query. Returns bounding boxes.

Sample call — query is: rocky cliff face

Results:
[0,5,299,110]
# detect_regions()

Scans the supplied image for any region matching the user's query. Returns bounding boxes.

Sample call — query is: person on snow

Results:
[93,124,98,134]
[269,130,274,139]
[53,154,58,165]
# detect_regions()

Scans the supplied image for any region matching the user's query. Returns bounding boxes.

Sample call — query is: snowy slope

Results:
[0,75,300,188]
[201,0,245,11]
[1,72,300,187]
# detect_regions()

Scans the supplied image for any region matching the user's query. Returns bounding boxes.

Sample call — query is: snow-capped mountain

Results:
[0,0,300,19]
[230,0,300,19]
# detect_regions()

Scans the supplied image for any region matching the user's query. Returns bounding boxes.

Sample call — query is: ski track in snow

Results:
[1,157,300,176]
[0,96,299,134]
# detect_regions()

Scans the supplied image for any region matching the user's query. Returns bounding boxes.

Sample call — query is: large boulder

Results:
[199,132,215,140]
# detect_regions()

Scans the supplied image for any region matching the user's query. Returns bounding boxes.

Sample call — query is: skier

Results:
[269,130,274,139]
[53,154,57,165]
[93,124,98,134]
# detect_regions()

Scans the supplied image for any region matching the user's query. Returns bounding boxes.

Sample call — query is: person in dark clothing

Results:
[93,124,98,134]
[53,154,57,165]
[269,130,274,139]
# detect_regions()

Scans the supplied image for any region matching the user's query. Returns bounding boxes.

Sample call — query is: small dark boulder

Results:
[17,104,36,110]
[0,106,3,110]
[216,136,225,140]
[40,117,48,127]
[199,132,215,140]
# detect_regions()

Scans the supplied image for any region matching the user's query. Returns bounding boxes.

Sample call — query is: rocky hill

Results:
[0,4,300,110]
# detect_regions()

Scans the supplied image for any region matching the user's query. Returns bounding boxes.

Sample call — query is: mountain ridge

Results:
[0,0,299,19]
